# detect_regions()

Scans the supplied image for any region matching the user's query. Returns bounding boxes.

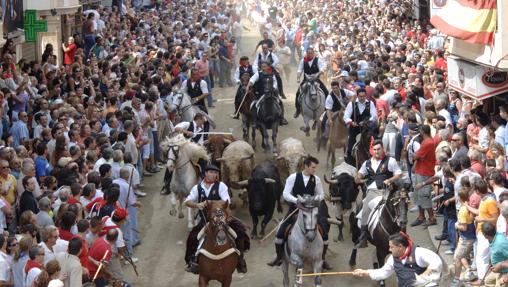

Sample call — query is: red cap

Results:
[125,90,136,100]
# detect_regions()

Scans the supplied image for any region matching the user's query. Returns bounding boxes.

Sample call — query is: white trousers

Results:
[476,233,491,279]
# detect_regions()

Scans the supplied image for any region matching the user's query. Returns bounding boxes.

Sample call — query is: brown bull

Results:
[204,135,235,165]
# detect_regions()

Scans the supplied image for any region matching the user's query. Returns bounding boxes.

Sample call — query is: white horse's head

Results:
[296,195,320,242]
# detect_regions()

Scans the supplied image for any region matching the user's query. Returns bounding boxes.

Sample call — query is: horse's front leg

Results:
[251,122,257,149]
[177,193,185,219]
[242,120,249,141]
[221,276,232,287]
[312,256,323,287]
[282,258,290,287]
[169,192,177,216]
[198,275,209,287]
[272,123,279,150]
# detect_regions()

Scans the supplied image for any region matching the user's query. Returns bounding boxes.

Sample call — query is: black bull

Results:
[325,173,361,242]
[233,160,283,239]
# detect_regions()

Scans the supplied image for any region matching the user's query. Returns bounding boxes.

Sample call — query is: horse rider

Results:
[353,232,442,287]
[181,68,210,113]
[266,156,331,268]
[321,80,356,134]
[245,61,288,125]
[173,113,210,176]
[354,140,403,248]
[233,56,255,119]
[294,47,329,119]
[184,164,249,274]
[343,88,377,164]
[252,43,286,99]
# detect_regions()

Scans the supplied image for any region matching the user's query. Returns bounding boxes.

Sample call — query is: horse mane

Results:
[184,142,209,163]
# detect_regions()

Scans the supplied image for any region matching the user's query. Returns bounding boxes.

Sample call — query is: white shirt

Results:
[438,109,452,127]
[93,157,109,172]
[248,72,278,90]
[297,57,327,76]
[0,199,6,230]
[275,46,291,65]
[174,121,206,145]
[181,79,209,96]
[358,157,402,190]
[407,135,421,165]
[368,247,442,284]
[343,100,378,125]
[113,177,137,208]
[25,267,41,287]
[0,251,11,282]
[325,90,355,110]
[185,181,230,203]
[282,172,324,204]
[252,52,279,71]
[39,240,69,265]
[479,127,490,149]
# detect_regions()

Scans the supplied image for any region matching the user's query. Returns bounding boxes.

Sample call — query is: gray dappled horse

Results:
[282,195,323,287]
[172,91,216,128]
[299,74,325,137]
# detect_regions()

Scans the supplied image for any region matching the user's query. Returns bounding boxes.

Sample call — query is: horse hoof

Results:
[169,209,176,216]
[178,212,184,219]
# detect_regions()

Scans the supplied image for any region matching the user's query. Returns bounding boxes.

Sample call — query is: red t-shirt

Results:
[64,43,77,65]
[87,237,112,276]
[414,138,436,177]
[73,235,90,269]
[375,99,389,120]
[471,161,486,178]
[58,228,74,241]
[67,197,81,206]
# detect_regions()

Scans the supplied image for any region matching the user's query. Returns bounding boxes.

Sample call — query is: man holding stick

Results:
[353,233,442,286]
[88,229,116,287]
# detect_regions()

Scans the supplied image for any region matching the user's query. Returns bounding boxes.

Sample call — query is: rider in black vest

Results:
[244,61,288,125]
[267,156,332,269]
[185,69,209,114]
[321,81,351,132]
[174,113,210,175]
[355,140,402,248]
[184,164,249,274]
[294,47,329,118]
[353,233,442,286]
[254,44,286,99]
[343,88,377,165]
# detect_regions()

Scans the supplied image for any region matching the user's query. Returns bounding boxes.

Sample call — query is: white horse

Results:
[299,74,325,137]
[166,137,209,229]
[283,195,323,287]
[172,91,216,128]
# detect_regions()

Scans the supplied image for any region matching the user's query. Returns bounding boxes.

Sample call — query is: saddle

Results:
[356,195,384,236]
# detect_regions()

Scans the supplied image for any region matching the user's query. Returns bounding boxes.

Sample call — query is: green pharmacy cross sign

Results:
[24,10,47,42]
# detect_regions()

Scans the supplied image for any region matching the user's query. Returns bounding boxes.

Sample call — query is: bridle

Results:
[167,144,190,170]
[173,92,192,115]
[298,205,317,236]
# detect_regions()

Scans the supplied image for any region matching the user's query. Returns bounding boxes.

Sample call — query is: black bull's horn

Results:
[324,174,338,184]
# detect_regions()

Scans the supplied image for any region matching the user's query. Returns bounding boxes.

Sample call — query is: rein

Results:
[174,93,193,116]
[167,145,192,170]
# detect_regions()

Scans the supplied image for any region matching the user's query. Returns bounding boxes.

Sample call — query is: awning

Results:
[447,57,508,100]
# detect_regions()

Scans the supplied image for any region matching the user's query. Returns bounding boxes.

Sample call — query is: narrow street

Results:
[125,21,437,287]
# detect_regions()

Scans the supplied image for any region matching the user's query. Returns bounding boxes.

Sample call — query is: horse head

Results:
[296,195,320,242]
[205,200,231,246]
[166,144,181,172]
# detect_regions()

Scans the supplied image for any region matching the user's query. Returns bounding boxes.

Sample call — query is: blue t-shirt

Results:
[490,232,508,274]
[35,156,51,179]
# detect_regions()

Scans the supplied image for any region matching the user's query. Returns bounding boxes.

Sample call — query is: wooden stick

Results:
[259,208,299,242]
[93,250,110,281]
[234,90,250,117]
[297,271,354,277]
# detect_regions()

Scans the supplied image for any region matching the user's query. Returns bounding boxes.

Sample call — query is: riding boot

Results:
[322,245,333,270]
[185,256,199,274]
[279,101,288,125]
[354,225,369,249]
[236,253,248,273]
[293,93,301,118]
[266,242,284,267]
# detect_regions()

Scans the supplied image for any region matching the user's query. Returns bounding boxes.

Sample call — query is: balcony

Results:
[448,0,508,70]
[24,0,81,12]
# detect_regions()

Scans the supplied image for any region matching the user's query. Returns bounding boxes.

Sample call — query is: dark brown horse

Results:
[316,110,347,167]
[237,73,256,143]
[349,183,409,287]
[197,201,239,287]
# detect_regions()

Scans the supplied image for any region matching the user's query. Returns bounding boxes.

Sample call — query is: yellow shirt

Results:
[458,205,474,225]
[477,195,499,233]
[0,174,17,205]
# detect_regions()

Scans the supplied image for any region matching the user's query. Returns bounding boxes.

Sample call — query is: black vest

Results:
[197,182,221,202]
[255,72,274,96]
[304,57,320,75]
[258,53,274,68]
[239,65,254,78]
[353,100,371,123]
[292,172,316,198]
[393,247,427,287]
[186,121,210,142]
[365,157,394,189]
[329,90,347,112]
[187,80,206,107]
